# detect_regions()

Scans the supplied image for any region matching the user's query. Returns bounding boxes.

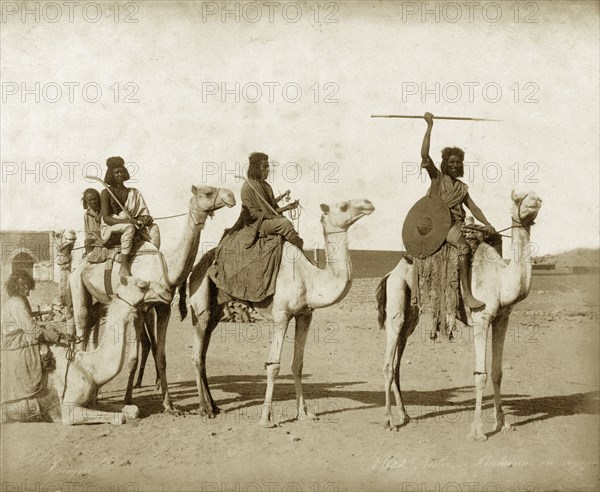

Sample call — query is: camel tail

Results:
[376,273,391,330]
[178,281,188,321]
[60,276,72,310]
[178,247,217,321]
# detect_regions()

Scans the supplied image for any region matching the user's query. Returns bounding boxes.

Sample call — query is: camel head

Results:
[320,199,375,232]
[117,276,173,308]
[189,185,236,224]
[54,229,77,255]
[117,276,151,307]
[511,190,542,228]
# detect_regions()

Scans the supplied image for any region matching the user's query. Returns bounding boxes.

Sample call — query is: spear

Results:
[371,114,502,122]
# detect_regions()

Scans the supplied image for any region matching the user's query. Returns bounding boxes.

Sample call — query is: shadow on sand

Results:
[100,374,600,430]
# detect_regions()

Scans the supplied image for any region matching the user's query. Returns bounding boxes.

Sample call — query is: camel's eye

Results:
[339,202,348,212]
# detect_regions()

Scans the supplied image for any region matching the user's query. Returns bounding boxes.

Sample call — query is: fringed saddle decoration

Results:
[411,243,468,340]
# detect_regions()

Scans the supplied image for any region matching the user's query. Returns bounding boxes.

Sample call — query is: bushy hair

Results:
[440,147,465,177]
[5,271,35,297]
[104,156,130,185]
[81,188,100,210]
[248,152,268,180]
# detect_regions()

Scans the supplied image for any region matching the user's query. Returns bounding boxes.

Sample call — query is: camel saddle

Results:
[207,225,283,305]
[85,238,164,298]
[410,223,502,340]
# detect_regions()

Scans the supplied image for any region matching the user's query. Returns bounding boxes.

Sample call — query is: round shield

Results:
[402,196,451,259]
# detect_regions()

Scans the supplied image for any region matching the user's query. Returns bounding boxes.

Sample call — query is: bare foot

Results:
[464,294,485,310]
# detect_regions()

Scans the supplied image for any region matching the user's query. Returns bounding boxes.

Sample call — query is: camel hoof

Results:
[467,430,487,441]
[211,405,221,415]
[164,407,181,416]
[259,420,278,428]
[382,415,398,431]
[133,382,142,389]
[122,405,139,420]
[298,412,318,422]
[198,406,215,419]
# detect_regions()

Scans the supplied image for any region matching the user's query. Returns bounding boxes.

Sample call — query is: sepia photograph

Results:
[1,1,598,491]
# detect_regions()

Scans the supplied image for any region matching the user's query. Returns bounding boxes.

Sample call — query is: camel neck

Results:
[164,209,206,287]
[502,219,533,305]
[79,299,135,386]
[308,228,352,308]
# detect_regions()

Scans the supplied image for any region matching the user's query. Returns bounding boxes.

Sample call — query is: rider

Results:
[420,112,496,309]
[1,271,72,422]
[100,156,160,277]
[82,188,102,254]
[238,152,303,250]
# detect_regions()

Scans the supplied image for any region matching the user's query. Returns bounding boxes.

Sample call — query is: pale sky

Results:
[1,1,598,258]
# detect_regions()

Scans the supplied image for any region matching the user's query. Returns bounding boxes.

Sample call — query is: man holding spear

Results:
[419,112,496,309]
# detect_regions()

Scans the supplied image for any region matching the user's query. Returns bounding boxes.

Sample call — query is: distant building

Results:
[0,230,57,283]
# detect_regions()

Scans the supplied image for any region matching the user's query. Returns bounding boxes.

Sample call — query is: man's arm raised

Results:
[421,112,438,180]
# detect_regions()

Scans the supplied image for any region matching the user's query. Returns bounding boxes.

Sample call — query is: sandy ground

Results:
[1,274,599,492]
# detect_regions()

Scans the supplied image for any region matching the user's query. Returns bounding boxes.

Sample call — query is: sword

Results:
[371,114,502,122]
[85,175,152,242]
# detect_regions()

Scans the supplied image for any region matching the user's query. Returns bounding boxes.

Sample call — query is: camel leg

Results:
[61,403,126,426]
[192,307,220,418]
[292,313,317,421]
[201,313,221,415]
[124,315,143,404]
[71,280,92,350]
[492,311,513,433]
[259,312,291,428]
[382,274,415,430]
[134,310,157,389]
[155,303,176,413]
[382,311,401,430]
[467,313,492,441]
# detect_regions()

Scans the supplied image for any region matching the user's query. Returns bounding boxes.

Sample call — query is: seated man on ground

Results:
[1,271,73,422]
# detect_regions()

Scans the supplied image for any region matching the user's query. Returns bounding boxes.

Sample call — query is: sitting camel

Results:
[376,190,542,440]
[180,198,375,427]
[57,185,235,412]
[2,276,168,425]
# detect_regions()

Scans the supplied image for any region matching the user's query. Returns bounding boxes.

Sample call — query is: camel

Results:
[2,276,169,425]
[376,190,542,440]
[56,230,156,388]
[59,185,236,412]
[181,198,375,427]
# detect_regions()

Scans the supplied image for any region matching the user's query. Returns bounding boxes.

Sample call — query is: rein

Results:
[496,193,535,234]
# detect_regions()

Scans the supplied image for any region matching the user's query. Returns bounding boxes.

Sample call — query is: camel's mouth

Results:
[146,281,173,304]
[348,201,375,224]
[215,190,236,209]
